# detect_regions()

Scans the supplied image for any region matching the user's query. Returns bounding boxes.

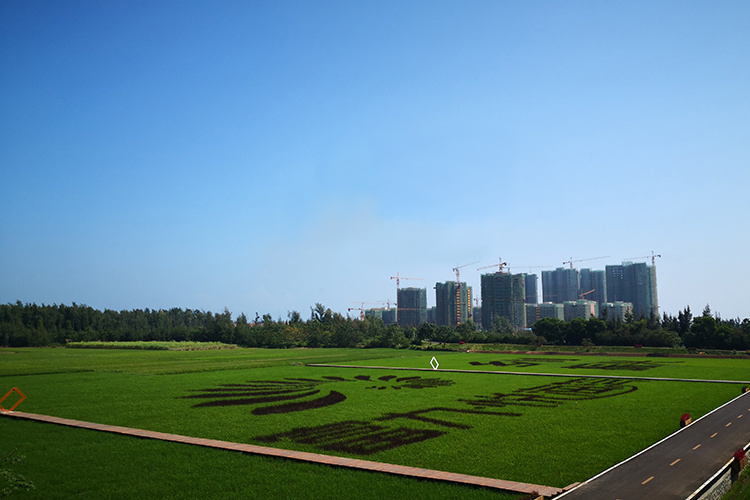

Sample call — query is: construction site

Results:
[357,254,661,331]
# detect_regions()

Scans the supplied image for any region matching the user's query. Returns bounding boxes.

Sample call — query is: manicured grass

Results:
[1,347,747,496]
[66,341,240,351]
[0,418,515,500]
[347,350,750,382]
[0,347,427,376]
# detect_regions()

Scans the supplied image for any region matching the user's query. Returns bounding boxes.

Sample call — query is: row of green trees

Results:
[530,306,750,350]
[1,301,748,351]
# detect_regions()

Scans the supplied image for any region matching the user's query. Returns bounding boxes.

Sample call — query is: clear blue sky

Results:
[2,1,748,321]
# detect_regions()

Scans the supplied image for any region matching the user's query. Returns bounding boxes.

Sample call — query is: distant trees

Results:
[1,301,748,351]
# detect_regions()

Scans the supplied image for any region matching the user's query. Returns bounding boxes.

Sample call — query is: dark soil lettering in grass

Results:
[184,375,455,414]
[256,420,445,455]
[252,391,347,415]
[564,360,666,371]
[461,378,637,410]
[469,358,574,368]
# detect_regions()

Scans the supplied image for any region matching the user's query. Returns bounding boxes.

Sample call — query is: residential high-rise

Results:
[579,268,607,304]
[481,272,526,330]
[435,281,472,327]
[605,262,658,317]
[397,287,427,328]
[524,274,538,304]
[542,268,580,303]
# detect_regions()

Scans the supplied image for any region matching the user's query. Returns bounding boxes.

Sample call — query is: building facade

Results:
[481,272,526,330]
[542,267,580,303]
[579,268,607,304]
[397,287,427,328]
[600,301,633,322]
[435,281,472,327]
[563,300,599,321]
[524,274,539,304]
[525,302,565,326]
[605,262,658,317]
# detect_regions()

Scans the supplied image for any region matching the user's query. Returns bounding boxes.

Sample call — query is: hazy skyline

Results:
[2,2,748,321]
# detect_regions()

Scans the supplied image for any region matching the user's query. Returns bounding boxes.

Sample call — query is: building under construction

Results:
[481,272,526,330]
[397,287,427,328]
[435,281,472,327]
[605,262,658,317]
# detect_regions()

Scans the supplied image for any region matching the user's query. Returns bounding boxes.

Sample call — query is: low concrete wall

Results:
[693,465,732,500]
[690,447,748,500]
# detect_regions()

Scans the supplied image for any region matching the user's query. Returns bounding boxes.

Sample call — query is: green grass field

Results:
[1,346,748,499]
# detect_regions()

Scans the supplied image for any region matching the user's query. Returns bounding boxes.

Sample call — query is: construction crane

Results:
[579,289,596,300]
[348,303,366,321]
[452,261,479,325]
[348,301,391,321]
[563,255,610,269]
[390,272,423,289]
[477,257,508,273]
[390,273,423,322]
[625,251,662,267]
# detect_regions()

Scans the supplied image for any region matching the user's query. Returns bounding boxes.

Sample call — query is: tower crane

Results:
[452,261,479,325]
[348,301,391,321]
[390,272,423,289]
[390,273,423,322]
[625,251,662,267]
[579,289,596,300]
[477,257,508,273]
[563,255,610,269]
[348,303,366,321]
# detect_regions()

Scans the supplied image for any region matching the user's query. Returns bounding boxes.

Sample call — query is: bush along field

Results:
[1,347,748,496]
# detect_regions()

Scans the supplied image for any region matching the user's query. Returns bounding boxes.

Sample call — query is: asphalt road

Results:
[558,391,750,499]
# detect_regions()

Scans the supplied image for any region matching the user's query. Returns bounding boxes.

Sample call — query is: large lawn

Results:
[1,347,747,498]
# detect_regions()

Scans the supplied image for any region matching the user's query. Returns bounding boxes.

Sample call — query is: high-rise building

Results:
[435,281,472,327]
[605,262,658,317]
[481,272,526,330]
[397,287,427,328]
[426,306,437,324]
[542,268,580,303]
[524,274,539,304]
[579,268,607,304]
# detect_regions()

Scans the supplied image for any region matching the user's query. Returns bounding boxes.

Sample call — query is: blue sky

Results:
[2,1,748,321]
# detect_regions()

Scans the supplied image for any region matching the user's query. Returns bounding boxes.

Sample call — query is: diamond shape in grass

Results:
[0,387,26,413]
[430,356,439,370]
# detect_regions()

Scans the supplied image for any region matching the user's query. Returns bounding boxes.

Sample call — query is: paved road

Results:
[557,391,750,499]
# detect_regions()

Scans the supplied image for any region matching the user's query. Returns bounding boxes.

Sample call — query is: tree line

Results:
[1,301,748,351]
